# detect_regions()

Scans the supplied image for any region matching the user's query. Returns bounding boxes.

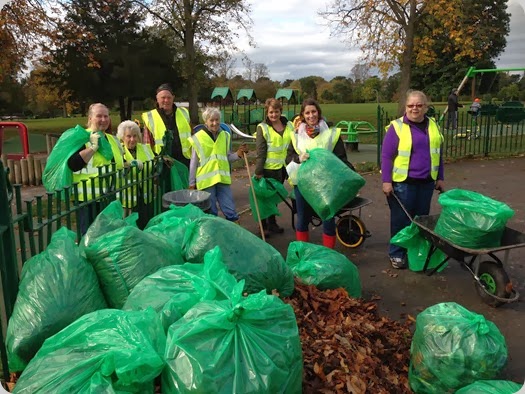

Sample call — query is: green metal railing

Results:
[0,160,163,381]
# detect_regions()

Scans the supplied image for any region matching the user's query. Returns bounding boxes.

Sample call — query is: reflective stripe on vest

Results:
[287,122,340,185]
[190,130,231,189]
[391,117,443,182]
[120,144,155,207]
[73,133,124,201]
[142,107,192,157]
[259,121,294,170]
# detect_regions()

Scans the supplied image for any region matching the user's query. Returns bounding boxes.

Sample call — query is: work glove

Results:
[237,143,249,158]
[89,131,101,152]
[299,152,309,162]
[130,159,144,171]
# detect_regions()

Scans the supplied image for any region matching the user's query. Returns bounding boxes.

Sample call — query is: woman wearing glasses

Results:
[381,90,445,269]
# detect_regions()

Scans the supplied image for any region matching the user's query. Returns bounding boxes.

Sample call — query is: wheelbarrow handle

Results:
[391,192,414,222]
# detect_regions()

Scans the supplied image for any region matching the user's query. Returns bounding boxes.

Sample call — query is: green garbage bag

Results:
[42,125,113,192]
[170,159,190,191]
[286,241,361,298]
[162,283,303,393]
[434,189,514,249]
[182,216,294,296]
[84,225,183,308]
[390,222,448,272]
[249,176,288,221]
[123,247,236,332]
[12,309,165,394]
[80,200,138,251]
[145,203,206,229]
[409,302,508,394]
[297,148,365,220]
[6,227,107,372]
[456,380,522,394]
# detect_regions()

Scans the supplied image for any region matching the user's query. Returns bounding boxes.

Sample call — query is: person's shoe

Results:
[267,222,284,234]
[390,256,407,269]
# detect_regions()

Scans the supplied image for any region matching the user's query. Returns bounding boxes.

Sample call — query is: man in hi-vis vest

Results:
[381,90,445,269]
[142,83,192,191]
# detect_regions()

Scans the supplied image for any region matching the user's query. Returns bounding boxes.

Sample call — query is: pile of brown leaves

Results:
[283,283,414,394]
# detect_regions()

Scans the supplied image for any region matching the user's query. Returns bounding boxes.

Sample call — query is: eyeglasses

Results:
[406,103,425,109]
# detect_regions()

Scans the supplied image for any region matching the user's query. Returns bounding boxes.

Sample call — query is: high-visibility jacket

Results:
[390,116,443,182]
[142,107,191,157]
[189,129,231,190]
[72,131,124,201]
[258,121,294,170]
[121,144,155,208]
[286,121,340,185]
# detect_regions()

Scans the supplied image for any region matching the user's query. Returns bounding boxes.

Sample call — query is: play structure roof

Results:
[211,87,234,100]
[236,89,257,101]
[275,89,299,103]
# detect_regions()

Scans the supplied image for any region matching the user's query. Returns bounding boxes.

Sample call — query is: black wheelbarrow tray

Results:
[413,214,522,307]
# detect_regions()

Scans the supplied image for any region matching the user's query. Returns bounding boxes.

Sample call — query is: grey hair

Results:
[406,90,429,105]
[86,103,109,129]
[202,107,221,123]
[116,120,142,142]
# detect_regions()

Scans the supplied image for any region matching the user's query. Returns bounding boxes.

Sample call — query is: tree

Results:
[320,0,510,113]
[133,0,253,124]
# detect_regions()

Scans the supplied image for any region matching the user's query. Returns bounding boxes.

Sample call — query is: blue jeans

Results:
[294,186,335,235]
[203,183,239,221]
[387,181,435,258]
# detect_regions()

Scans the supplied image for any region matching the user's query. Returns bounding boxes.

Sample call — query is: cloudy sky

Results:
[235,0,525,81]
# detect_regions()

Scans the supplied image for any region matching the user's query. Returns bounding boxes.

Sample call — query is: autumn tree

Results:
[320,0,510,114]
[132,0,253,124]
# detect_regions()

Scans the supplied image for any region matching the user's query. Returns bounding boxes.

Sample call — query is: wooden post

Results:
[46,134,53,155]
[14,160,22,184]
[7,159,14,183]
[34,158,43,186]
[27,154,35,185]
[20,158,29,185]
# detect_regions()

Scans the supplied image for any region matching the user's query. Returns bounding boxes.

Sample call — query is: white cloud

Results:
[234,0,524,82]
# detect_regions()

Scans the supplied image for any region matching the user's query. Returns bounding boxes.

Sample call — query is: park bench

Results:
[335,120,378,152]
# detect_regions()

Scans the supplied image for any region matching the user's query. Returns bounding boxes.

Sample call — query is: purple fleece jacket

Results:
[381,115,444,183]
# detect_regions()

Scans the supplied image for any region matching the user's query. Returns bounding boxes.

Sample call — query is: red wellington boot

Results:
[322,233,337,249]
[295,231,309,242]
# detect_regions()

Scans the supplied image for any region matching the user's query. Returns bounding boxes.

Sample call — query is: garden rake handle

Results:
[391,192,414,222]
[243,153,266,241]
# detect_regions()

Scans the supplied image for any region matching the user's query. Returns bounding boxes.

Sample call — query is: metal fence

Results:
[0,160,162,381]
[377,105,525,161]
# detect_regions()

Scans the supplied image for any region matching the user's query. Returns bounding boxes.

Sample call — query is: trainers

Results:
[390,256,407,269]
[267,222,284,234]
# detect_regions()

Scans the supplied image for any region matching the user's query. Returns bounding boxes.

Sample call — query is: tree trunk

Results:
[184,0,199,126]
[397,0,417,116]
[119,96,126,121]
[126,97,133,120]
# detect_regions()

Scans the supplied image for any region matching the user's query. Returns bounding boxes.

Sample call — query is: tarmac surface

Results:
[18,147,525,384]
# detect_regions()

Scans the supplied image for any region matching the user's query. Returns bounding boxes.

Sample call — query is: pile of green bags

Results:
[286,241,361,297]
[455,380,523,393]
[409,302,508,393]
[297,148,365,220]
[434,189,514,249]
[6,227,106,372]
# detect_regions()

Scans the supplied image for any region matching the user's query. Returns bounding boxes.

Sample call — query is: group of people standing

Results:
[54,83,447,266]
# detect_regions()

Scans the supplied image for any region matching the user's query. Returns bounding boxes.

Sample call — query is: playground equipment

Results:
[236,88,262,131]
[275,89,300,121]
[210,87,235,124]
[335,120,377,152]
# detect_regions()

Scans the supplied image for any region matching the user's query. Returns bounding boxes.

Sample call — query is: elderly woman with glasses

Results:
[116,120,155,228]
[381,90,445,269]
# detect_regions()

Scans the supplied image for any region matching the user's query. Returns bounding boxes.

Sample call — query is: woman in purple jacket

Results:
[381,90,445,269]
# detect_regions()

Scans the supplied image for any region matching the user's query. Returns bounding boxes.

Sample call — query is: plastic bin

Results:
[162,190,211,212]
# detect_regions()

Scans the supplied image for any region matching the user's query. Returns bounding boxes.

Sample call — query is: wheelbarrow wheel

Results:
[336,215,367,248]
[475,261,513,308]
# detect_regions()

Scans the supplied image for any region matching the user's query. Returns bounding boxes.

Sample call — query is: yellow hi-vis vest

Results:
[142,107,191,157]
[189,129,231,190]
[390,116,443,182]
[121,144,155,208]
[286,121,340,185]
[72,131,124,201]
[258,121,294,170]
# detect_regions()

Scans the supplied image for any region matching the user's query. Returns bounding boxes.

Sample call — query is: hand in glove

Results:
[89,131,101,152]
[130,159,144,171]
[299,152,310,162]
[237,143,249,158]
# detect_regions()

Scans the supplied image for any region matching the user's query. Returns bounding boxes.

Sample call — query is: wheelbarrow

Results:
[393,193,521,307]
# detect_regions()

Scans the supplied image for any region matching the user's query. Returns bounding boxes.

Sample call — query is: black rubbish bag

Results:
[6,227,106,372]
